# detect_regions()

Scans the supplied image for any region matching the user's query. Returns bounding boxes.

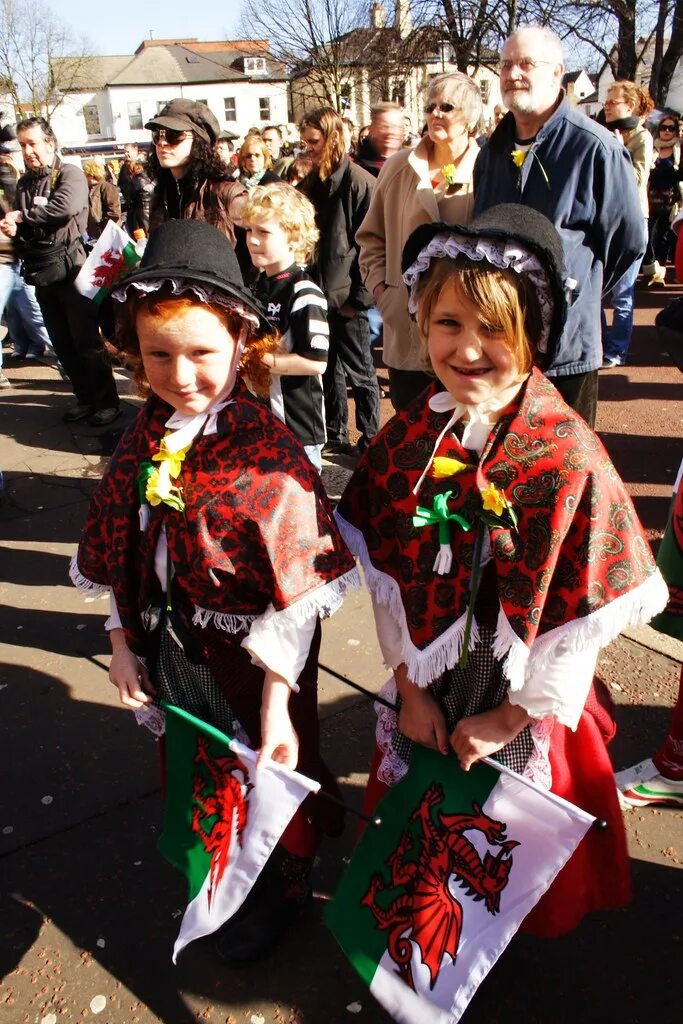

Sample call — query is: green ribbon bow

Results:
[413,491,471,545]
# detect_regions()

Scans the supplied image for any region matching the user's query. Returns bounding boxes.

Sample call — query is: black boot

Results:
[214,847,312,963]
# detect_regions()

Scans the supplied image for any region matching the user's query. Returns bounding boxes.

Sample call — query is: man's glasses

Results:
[499,58,553,73]
[659,124,677,132]
[425,102,456,115]
[152,129,192,146]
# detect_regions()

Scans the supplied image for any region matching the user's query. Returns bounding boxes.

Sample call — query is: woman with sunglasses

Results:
[145,99,247,260]
[357,72,482,410]
[644,116,682,286]
[236,135,281,190]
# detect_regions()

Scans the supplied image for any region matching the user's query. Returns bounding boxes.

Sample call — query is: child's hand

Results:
[396,671,449,755]
[451,700,532,771]
[109,628,154,709]
[258,672,299,770]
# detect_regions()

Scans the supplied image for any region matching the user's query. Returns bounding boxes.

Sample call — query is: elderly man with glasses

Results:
[474,25,644,427]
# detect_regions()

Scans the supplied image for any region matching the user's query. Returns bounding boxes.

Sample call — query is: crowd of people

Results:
[2,18,682,1001]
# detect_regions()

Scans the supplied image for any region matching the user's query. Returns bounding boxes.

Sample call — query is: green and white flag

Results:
[158,704,320,962]
[74,220,139,303]
[327,747,594,1024]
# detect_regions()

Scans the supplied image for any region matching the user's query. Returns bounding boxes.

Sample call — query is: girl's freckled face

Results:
[137,304,238,415]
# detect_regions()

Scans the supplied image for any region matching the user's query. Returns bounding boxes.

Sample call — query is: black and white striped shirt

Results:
[254,265,329,446]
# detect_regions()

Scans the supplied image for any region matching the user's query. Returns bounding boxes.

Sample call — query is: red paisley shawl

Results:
[336,369,666,688]
[75,383,356,657]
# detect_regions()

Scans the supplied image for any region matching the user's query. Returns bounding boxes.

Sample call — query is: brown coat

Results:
[87,180,122,239]
[357,136,479,370]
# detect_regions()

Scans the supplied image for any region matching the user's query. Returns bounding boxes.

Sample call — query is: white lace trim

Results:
[403,233,553,353]
[523,716,554,789]
[69,553,109,600]
[374,677,410,787]
[134,704,250,745]
[192,567,360,634]
[111,277,261,333]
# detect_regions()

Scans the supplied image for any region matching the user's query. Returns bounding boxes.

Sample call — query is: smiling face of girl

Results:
[137,302,239,416]
[427,280,522,406]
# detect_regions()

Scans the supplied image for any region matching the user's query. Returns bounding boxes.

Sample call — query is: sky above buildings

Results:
[60,1,241,56]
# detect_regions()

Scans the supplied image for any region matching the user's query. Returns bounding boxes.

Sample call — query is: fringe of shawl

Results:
[336,511,669,691]
[192,567,361,634]
[69,553,109,600]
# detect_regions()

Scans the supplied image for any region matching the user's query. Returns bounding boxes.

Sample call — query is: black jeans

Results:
[387,366,434,412]
[548,369,599,428]
[36,273,119,409]
[324,309,380,446]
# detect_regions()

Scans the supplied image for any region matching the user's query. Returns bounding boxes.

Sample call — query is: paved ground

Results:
[1,283,682,1024]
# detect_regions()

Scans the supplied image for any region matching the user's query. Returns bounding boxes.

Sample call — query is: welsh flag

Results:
[158,704,320,962]
[326,747,594,1024]
[74,220,139,303]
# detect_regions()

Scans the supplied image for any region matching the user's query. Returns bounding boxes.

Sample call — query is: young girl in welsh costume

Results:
[70,219,358,960]
[336,205,669,935]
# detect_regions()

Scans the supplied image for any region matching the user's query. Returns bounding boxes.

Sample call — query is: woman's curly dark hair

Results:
[146,135,231,195]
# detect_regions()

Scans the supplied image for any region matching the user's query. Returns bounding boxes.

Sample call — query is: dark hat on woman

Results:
[402,204,570,358]
[111,219,269,332]
[145,99,220,145]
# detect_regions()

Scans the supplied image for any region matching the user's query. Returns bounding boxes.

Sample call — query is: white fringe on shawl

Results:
[335,511,670,690]
[192,567,361,634]
[69,554,109,600]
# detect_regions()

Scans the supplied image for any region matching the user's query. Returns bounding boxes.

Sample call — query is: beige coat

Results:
[623,123,654,217]
[357,136,479,370]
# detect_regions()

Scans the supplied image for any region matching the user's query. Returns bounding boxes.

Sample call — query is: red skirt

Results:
[361,681,631,938]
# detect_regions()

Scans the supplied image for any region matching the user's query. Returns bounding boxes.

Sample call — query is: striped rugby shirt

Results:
[253,264,329,446]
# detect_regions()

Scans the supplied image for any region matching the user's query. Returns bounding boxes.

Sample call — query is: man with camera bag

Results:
[0,118,119,425]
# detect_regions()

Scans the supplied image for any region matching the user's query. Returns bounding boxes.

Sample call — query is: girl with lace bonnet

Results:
[336,204,668,935]
[70,219,358,961]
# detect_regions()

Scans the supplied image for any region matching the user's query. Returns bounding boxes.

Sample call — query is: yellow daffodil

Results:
[511,149,526,168]
[151,436,191,478]
[481,483,507,517]
[431,456,471,479]
[441,163,457,186]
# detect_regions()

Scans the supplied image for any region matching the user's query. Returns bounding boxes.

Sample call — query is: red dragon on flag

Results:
[361,781,519,991]
[91,248,128,290]
[191,735,250,909]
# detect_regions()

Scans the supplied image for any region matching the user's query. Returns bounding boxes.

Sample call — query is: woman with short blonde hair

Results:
[357,70,483,410]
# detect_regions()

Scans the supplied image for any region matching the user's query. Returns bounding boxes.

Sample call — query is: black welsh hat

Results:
[111,219,269,332]
[401,204,570,358]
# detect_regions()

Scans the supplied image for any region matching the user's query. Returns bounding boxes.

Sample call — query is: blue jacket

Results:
[474,97,645,377]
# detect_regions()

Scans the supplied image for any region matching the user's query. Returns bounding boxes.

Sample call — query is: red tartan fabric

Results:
[75,383,355,655]
[337,368,658,665]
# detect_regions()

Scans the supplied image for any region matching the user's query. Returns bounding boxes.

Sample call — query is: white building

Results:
[50,38,290,155]
[290,1,501,135]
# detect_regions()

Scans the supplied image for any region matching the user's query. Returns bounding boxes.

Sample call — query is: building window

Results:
[259,97,271,121]
[391,84,405,106]
[479,79,490,104]
[340,83,352,110]
[245,57,267,74]
[127,102,143,130]
[224,97,237,121]
[156,101,167,113]
[83,104,100,135]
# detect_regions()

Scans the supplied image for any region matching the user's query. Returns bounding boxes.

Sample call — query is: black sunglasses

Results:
[152,128,192,146]
[424,102,456,114]
[659,124,677,132]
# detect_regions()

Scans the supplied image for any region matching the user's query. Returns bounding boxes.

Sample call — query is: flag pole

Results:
[318,662,396,710]
[78,651,383,827]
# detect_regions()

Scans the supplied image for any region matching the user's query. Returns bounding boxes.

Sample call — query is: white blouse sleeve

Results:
[105,590,123,632]
[508,639,599,730]
[371,594,405,669]
[241,604,317,692]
